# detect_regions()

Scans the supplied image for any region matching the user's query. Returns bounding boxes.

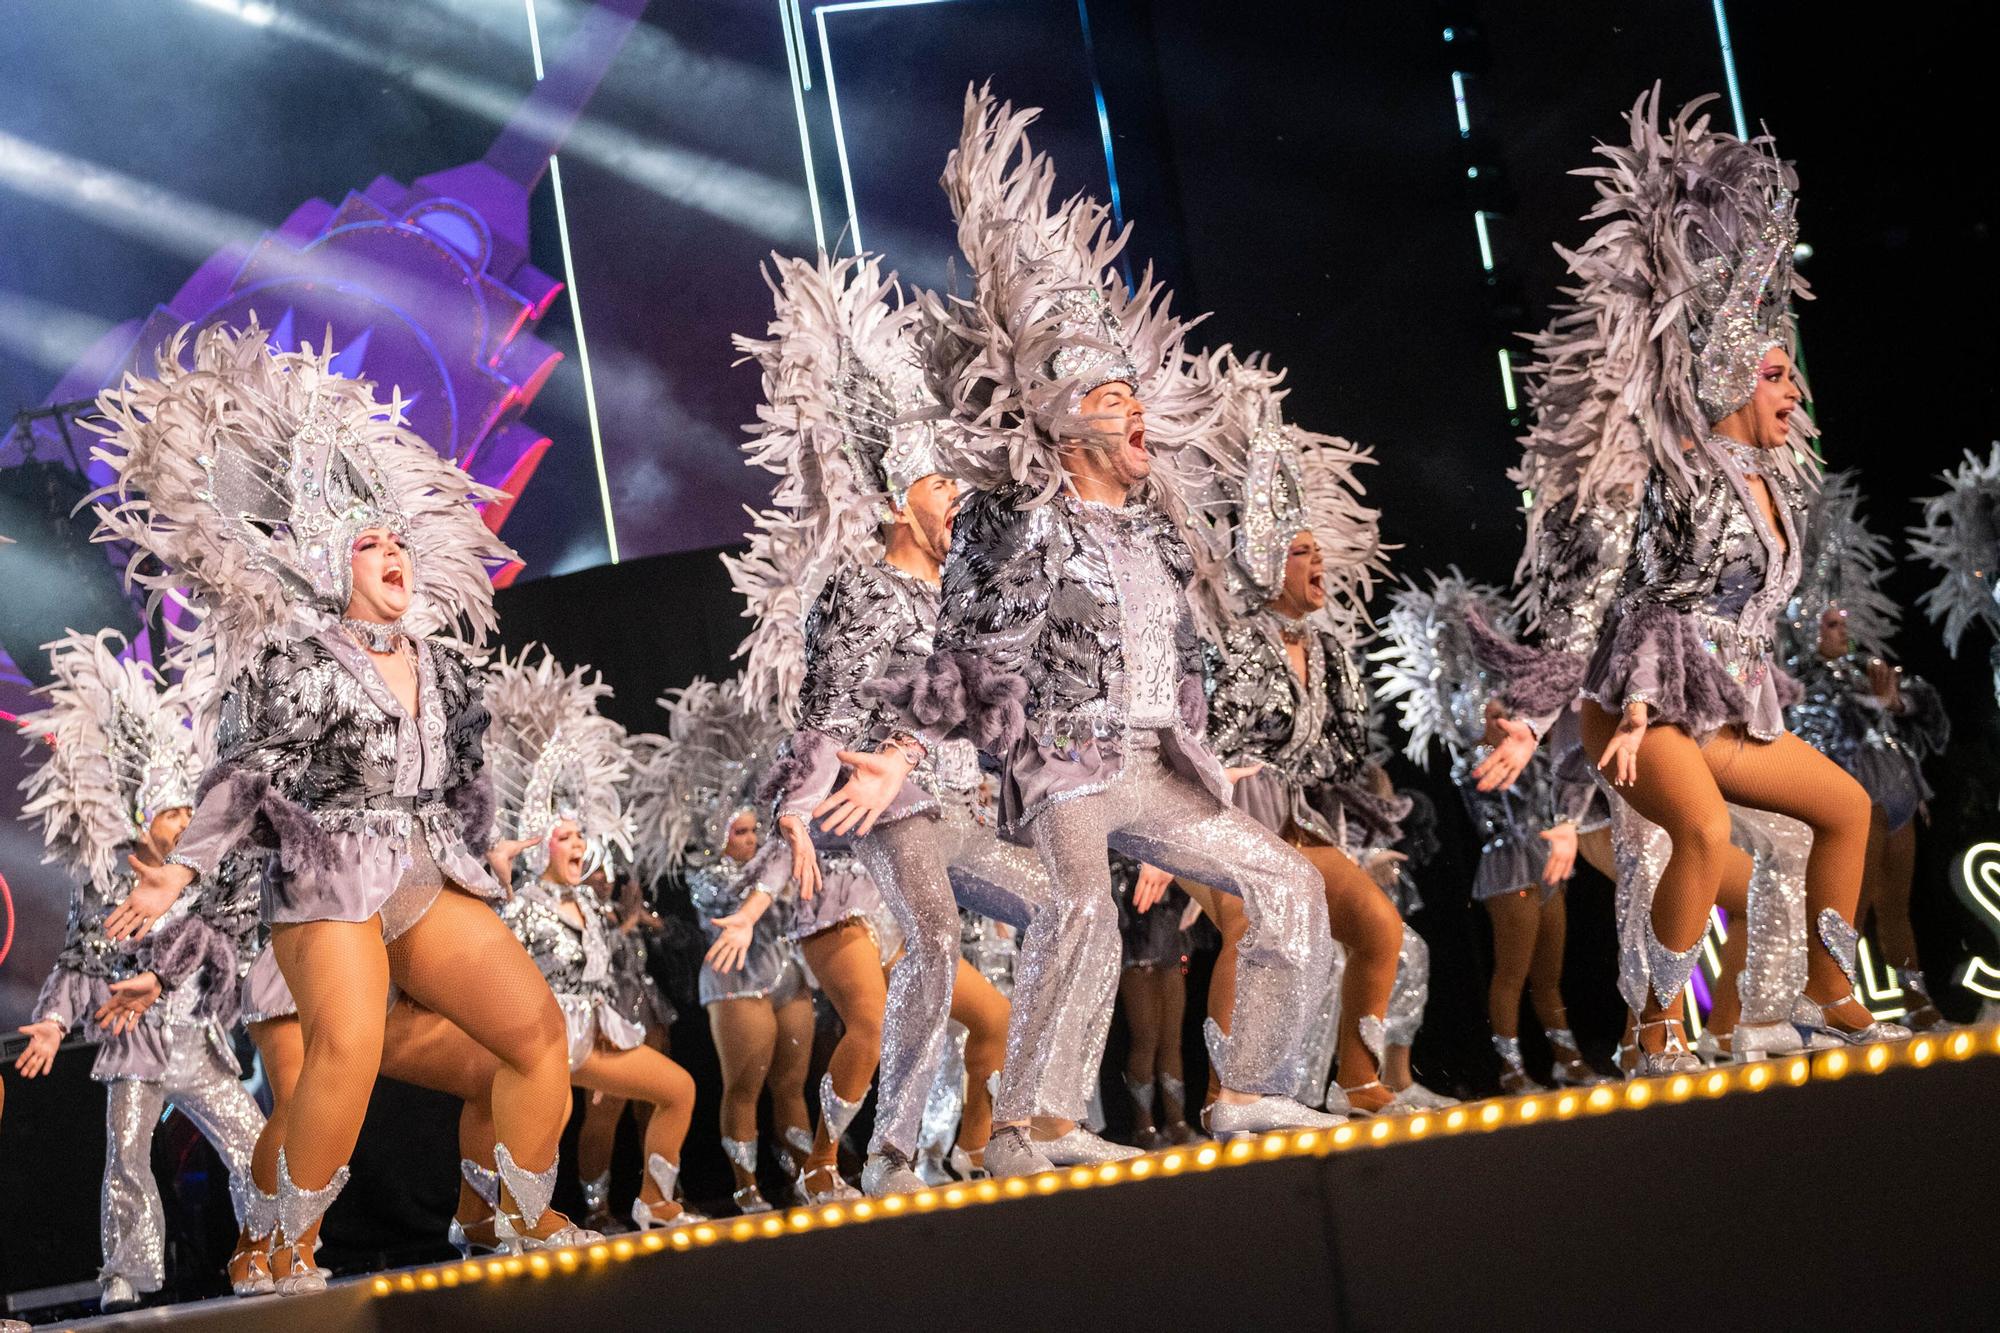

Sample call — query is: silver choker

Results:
[341,617,408,653]
[1708,433,1772,477]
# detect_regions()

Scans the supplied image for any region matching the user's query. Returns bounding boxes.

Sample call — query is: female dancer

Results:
[13,633,262,1309]
[1786,475,1950,1027]
[1113,855,1194,1147]
[1377,576,1596,1092]
[100,323,591,1294]
[1505,94,1903,1060]
[485,648,698,1230]
[638,681,815,1214]
[1189,356,1412,1115]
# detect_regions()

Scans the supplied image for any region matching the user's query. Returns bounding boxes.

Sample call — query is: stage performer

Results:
[635,681,815,1215]
[831,87,1341,1149]
[1473,91,1907,1064]
[97,322,597,1295]
[1786,474,1951,1030]
[1113,854,1196,1147]
[485,648,699,1231]
[12,632,263,1309]
[1182,354,1407,1115]
[730,246,1052,1194]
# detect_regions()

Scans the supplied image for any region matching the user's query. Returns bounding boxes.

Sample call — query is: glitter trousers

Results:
[1028,750,1332,1102]
[856,806,1047,1157]
[100,1026,262,1289]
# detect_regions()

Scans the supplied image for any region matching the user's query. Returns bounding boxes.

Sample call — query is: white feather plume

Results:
[1910,443,2000,657]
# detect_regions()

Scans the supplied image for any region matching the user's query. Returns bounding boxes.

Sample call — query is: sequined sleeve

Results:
[170,641,322,876]
[1893,675,1949,759]
[1204,625,1280,765]
[797,565,903,743]
[434,645,496,853]
[929,487,1049,742]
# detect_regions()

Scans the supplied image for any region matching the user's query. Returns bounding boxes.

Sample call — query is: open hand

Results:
[705,912,757,974]
[1132,863,1174,913]
[1472,717,1538,792]
[93,973,162,1035]
[1539,822,1578,886]
[13,1020,62,1078]
[1597,705,1649,788]
[105,858,195,942]
[813,747,914,838]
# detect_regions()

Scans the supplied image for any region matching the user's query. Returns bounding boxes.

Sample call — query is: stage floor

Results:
[47,1024,2000,1332]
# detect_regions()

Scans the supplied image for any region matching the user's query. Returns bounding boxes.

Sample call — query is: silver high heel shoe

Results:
[1545,1026,1605,1085]
[492,1144,606,1253]
[1491,1035,1544,1093]
[631,1153,705,1230]
[1793,911,1913,1047]
[1632,1017,1700,1076]
[798,1075,864,1204]
[448,1159,502,1260]
[722,1136,773,1214]
[230,1186,278,1296]
[273,1149,348,1297]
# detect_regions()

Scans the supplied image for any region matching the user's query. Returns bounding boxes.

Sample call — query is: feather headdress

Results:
[1180,353,1388,645]
[919,83,1221,505]
[87,319,515,692]
[720,507,829,728]
[16,630,203,894]
[1369,571,1514,768]
[484,645,631,877]
[1783,470,1899,659]
[639,675,783,877]
[1910,443,2000,658]
[1512,85,1815,528]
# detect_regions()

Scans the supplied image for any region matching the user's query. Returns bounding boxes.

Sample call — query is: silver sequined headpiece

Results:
[637,676,784,877]
[486,646,633,878]
[15,631,205,894]
[1690,189,1800,422]
[89,319,515,699]
[920,84,1220,504]
[1180,354,1386,643]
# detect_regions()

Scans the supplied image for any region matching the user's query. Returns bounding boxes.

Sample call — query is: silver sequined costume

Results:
[925,490,1332,1104]
[169,632,504,935]
[687,858,807,1008]
[1788,654,1946,833]
[499,878,648,1072]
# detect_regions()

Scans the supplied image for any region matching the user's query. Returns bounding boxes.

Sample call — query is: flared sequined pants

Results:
[855,805,1047,1158]
[101,1025,263,1290]
[1026,748,1333,1105]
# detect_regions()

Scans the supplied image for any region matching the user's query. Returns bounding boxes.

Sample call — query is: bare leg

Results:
[1484,890,1540,1088]
[379,1003,502,1231]
[798,921,886,1188]
[1579,826,1617,881]
[1119,966,1162,1140]
[708,998,778,1198]
[948,958,1007,1156]
[1300,843,1400,1111]
[767,992,816,1167]
[572,1044,697,1222]
[385,890,574,1240]
[1193,887,1246,1106]
[1873,813,1922,970]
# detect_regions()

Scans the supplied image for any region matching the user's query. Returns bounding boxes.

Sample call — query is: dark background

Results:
[2,0,1997,1311]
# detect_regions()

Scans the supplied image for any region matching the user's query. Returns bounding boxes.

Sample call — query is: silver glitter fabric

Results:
[1731,808,1810,1025]
[1457,750,1567,902]
[687,860,807,1007]
[855,805,1047,1157]
[931,489,1221,828]
[1384,924,1431,1049]
[1583,442,1805,741]
[916,1021,969,1160]
[99,1022,263,1290]
[1027,740,1331,1099]
[171,631,501,925]
[1207,616,1371,845]
[1604,775,1808,1021]
[1292,943,1347,1105]
[1099,506,1184,729]
[1788,653,1946,833]
[499,878,647,1072]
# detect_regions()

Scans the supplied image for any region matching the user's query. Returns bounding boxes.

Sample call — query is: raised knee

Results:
[1825,774,1872,835]
[306,1014,384,1074]
[1677,808,1734,862]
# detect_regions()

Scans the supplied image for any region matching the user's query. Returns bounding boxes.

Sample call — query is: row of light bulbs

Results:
[372,1023,2000,1300]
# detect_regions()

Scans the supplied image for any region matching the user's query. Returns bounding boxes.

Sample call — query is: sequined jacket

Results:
[499,878,616,1001]
[1789,652,1948,799]
[1583,446,1804,739]
[1207,617,1368,789]
[925,486,1229,829]
[769,559,983,825]
[170,630,503,914]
